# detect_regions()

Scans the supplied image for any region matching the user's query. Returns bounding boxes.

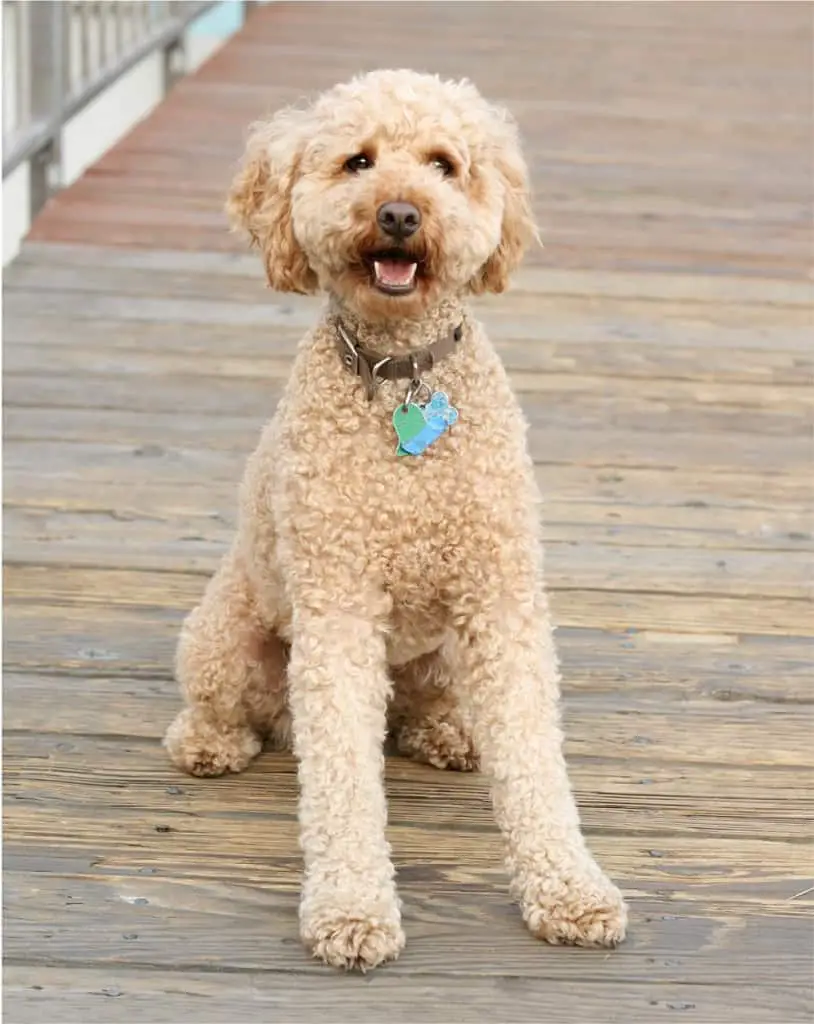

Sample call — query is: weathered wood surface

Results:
[4,2,813,1022]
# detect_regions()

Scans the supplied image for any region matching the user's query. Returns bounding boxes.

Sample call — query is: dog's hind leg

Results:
[390,647,478,772]
[164,548,288,777]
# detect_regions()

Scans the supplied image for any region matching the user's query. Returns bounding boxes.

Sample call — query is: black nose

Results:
[377,201,421,239]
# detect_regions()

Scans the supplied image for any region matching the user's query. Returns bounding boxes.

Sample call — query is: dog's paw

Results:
[396,716,479,772]
[164,708,261,777]
[302,911,405,971]
[522,870,628,948]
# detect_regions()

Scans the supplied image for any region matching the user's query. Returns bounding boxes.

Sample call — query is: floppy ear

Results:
[226,108,318,294]
[470,115,539,295]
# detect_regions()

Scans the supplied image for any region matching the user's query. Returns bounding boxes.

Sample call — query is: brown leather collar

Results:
[336,319,464,400]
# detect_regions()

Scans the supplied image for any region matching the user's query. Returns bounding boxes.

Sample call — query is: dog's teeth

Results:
[374,260,417,288]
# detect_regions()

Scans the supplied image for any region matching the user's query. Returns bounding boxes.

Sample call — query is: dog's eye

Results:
[429,155,454,177]
[344,153,374,173]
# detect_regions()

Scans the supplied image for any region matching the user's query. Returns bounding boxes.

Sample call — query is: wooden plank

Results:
[4,725,813,843]
[5,966,808,1024]
[5,821,811,927]
[5,341,812,418]
[69,151,808,227]
[8,247,814,306]
[3,866,813,981]
[4,504,810,596]
[3,482,811,554]
[5,460,811,511]
[19,210,810,273]
[3,645,811,763]
[13,242,814,308]
[5,348,812,430]
[13,440,814,548]
[6,313,814,385]
[4,605,813,700]
[10,612,804,703]
[4,417,810,478]
[38,160,814,232]
[5,727,814,899]
[3,485,812,558]
[5,281,814,345]
[6,561,813,638]
[6,704,813,849]
[7,774,809,899]
[551,589,813,637]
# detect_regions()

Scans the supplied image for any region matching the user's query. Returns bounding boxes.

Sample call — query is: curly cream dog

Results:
[165,68,627,970]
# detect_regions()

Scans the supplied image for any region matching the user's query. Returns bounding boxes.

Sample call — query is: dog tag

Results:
[392,402,426,456]
[392,391,458,457]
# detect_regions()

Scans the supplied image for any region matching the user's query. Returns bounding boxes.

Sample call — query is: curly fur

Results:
[165,69,627,970]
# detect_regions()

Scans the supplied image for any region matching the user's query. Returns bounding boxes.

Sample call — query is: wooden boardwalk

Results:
[3,2,813,1021]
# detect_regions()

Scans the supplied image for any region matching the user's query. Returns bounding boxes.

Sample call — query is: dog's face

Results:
[228,70,537,320]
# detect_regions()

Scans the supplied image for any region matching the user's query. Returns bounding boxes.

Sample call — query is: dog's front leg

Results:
[457,586,628,947]
[288,603,404,971]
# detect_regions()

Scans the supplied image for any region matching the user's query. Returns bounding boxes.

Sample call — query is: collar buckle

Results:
[336,320,360,376]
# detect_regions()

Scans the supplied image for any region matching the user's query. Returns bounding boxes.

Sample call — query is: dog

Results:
[164,68,627,971]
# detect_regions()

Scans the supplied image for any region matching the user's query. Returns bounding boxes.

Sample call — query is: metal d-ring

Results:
[403,375,432,410]
[370,356,391,393]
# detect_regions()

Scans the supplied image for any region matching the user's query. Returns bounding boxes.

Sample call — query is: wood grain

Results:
[5,965,810,1024]
[5,727,813,849]
[4,502,810,596]
[5,1,813,1021]
[6,562,813,635]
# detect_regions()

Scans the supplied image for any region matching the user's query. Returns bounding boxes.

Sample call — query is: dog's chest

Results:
[289,375,481,584]
[376,499,454,664]
[274,332,529,602]
[362,452,465,594]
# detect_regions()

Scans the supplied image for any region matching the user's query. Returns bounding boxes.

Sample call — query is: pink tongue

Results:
[377,260,415,286]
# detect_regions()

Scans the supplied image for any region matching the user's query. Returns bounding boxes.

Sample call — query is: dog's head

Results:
[227,69,538,320]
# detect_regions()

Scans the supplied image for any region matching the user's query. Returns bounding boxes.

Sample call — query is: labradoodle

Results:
[164,68,627,971]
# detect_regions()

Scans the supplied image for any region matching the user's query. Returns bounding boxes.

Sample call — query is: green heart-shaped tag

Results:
[392,403,426,457]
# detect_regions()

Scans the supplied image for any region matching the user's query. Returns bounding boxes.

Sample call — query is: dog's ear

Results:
[470,116,539,295]
[226,109,318,294]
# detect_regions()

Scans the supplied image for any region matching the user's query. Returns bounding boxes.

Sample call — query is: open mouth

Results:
[365,249,421,295]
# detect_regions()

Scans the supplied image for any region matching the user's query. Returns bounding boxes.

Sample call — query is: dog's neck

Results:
[327,295,465,356]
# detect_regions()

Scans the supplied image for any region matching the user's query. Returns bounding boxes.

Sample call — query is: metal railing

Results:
[2,1,216,216]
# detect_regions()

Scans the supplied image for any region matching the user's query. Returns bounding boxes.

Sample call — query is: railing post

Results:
[162,39,187,94]
[27,0,68,220]
[162,2,194,95]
